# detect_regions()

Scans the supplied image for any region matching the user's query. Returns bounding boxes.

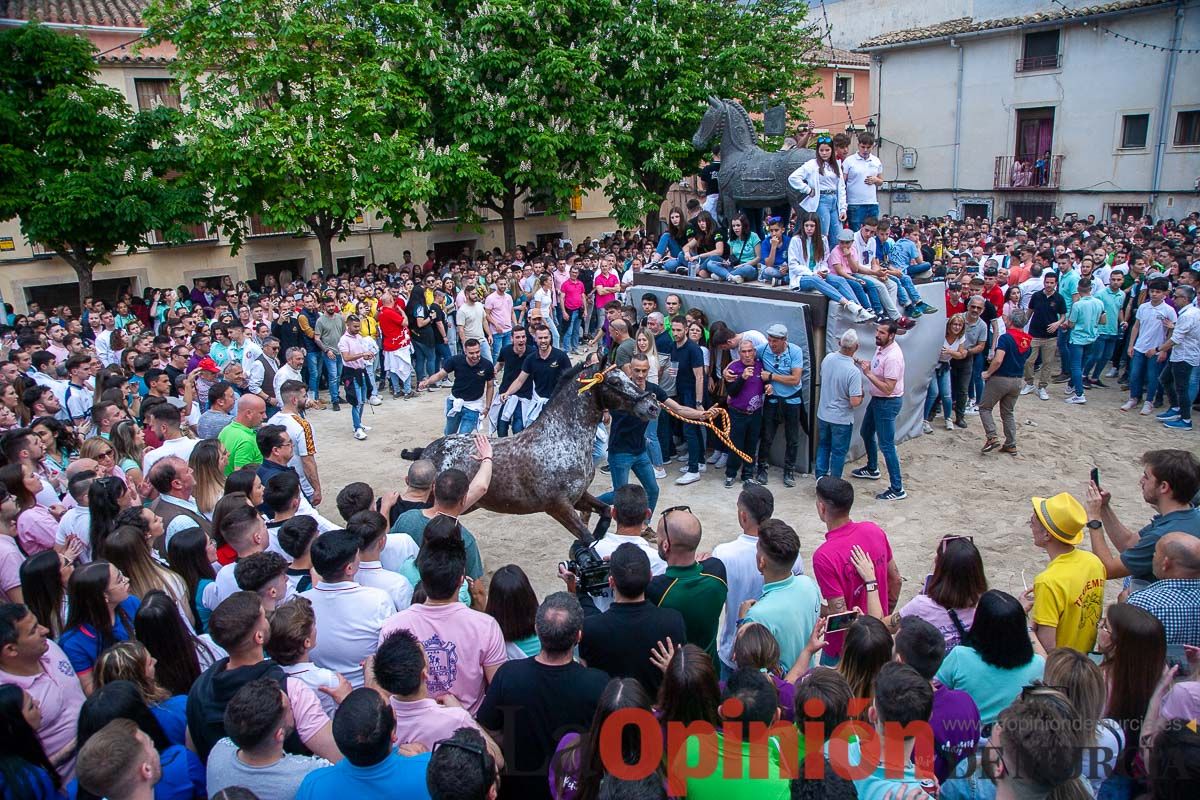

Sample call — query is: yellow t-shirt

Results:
[1032,548,1107,653]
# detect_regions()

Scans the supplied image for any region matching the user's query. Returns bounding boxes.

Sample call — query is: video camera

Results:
[561,540,611,597]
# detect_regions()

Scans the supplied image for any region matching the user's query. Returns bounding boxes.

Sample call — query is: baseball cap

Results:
[197,357,220,373]
[766,324,788,338]
[837,229,855,243]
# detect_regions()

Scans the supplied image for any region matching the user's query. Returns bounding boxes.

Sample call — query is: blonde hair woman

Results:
[188,439,227,517]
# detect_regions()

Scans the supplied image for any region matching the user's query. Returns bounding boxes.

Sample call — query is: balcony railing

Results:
[1015,54,1061,72]
[994,154,1063,190]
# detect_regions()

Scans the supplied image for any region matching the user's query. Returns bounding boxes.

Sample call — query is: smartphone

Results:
[826,610,860,633]
[1167,645,1190,677]
[1091,467,1101,489]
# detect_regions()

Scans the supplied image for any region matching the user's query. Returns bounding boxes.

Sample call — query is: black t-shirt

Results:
[443,354,495,401]
[1028,290,1067,339]
[408,302,436,346]
[665,339,705,405]
[980,299,999,325]
[580,600,686,697]
[699,161,720,194]
[521,348,570,398]
[476,659,609,800]
[382,496,430,528]
[272,316,304,353]
[609,383,667,455]
[497,344,533,397]
[578,267,595,294]
[429,303,448,345]
[164,365,184,397]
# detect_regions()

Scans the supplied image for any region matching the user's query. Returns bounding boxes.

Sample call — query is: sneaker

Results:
[1066,394,1088,405]
[896,316,917,330]
[1037,388,1050,401]
[851,467,881,480]
[954,417,969,429]
[724,476,735,488]
[332,402,342,411]
[917,302,938,316]
[1104,367,1118,378]
[908,306,924,319]
[964,404,979,416]
[714,453,728,468]
[876,487,908,501]
[706,451,721,465]
[731,275,744,284]
[675,454,689,463]
[981,438,1000,453]
[783,470,796,488]
[1120,399,1137,412]
[1051,374,1070,384]
[945,418,954,431]
[675,471,701,486]
[1163,419,1193,430]
[1090,379,1108,389]
[679,464,707,474]
[653,467,667,479]
[1157,408,1180,421]
[1020,383,1035,396]
[368,395,383,406]
[1000,444,1018,454]
[354,428,367,440]
[1082,378,1094,390]
[1140,401,1154,416]
[436,379,452,388]
[755,466,768,485]
[360,425,372,432]
[922,421,934,434]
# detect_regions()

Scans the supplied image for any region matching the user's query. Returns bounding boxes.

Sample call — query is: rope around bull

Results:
[576,365,753,465]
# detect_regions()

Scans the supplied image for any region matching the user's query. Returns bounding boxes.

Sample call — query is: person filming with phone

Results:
[810,476,902,665]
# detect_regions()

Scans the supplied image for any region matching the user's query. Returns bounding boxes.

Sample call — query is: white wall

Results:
[869,4,1200,219]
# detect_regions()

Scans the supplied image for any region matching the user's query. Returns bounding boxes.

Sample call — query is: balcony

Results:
[1015,54,1061,72]
[994,155,1063,191]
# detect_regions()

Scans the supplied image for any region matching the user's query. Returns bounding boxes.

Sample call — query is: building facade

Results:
[855,0,1200,222]
[802,47,873,134]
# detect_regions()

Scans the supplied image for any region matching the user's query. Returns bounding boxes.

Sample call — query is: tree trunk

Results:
[501,191,517,253]
[63,248,95,311]
[315,229,335,275]
[639,173,670,239]
[644,210,662,239]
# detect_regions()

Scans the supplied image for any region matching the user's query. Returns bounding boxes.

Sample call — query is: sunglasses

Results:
[816,135,833,144]
[937,534,973,554]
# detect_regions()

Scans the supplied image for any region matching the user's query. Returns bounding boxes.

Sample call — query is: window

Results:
[1120,114,1150,149]
[134,79,181,111]
[1017,30,1061,71]
[1174,110,1200,146]
[1006,201,1056,221]
[834,75,854,104]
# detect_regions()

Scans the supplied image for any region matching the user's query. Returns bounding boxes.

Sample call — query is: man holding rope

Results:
[597,352,715,514]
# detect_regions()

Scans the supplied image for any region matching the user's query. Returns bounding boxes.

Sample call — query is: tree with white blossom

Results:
[146,0,479,271]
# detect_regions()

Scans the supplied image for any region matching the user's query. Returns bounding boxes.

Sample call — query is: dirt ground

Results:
[306,380,1175,602]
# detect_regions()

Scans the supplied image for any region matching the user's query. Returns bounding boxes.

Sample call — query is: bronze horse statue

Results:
[692,96,815,231]
[401,362,659,542]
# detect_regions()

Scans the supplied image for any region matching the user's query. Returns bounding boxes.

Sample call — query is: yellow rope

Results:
[659,403,753,464]
[576,364,616,395]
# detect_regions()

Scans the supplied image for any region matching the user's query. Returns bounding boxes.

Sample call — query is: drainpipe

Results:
[874,54,887,215]
[950,38,964,213]
[1149,1,1184,217]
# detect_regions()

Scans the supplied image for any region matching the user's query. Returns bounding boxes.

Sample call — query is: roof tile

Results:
[1,1,151,27]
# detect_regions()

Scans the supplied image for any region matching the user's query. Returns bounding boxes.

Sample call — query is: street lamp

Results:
[865,118,877,137]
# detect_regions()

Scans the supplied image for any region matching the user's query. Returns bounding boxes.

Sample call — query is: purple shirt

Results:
[917,683,981,782]
[726,359,766,413]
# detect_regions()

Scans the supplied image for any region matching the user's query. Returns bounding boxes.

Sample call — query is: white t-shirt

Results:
[356,562,414,612]
[142,436,199,475]
[1018,275,1045,309]
[300,581,395,687]
[711,532,806,668]
[843,152,882,205]
[281,662,343,719]
[589,532,666,614]
[267,411,317,499]
[1133,301,1177,353]
[55,506,92,562]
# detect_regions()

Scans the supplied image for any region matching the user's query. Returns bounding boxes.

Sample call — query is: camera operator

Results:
[559,485,665,614]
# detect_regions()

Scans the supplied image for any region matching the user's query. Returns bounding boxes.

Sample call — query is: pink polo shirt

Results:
[0,640,86,780]
[16,506,59,556]
[0,535,23,600]
[811,521,895,659]
[594,271,620,299]
[869,341,905,397]
[389,696,483,748]
[378,602,506,714]
[483,292,514,333]
[561,280,586,312]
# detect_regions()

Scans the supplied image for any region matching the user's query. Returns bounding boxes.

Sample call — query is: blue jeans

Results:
[645,429,663,467]
[492,331,512,357]
[706,261,758,282]
[846,204,879,231]
[320,352,342,403]
[304,350,324,399]
[816,418,853,479]
[1128,350,1163,402]
[412,341,437,383]
[345,369,369,430]
[496,404,524,437]
[1068,341,1092,397]
[597,450,660,513]
[563,309,583,350]
[971,350,985,404]
[795,274,856,304]
[1086,335,1119,381]
[924,364,952,420]
[1057,327,1071,376]
[816,193,843,250]
[444,400,481,435]
[759,265,786,285]
[435,342,453,367]
[385,364,411,395]
[905,262,931,277]
[655,232,683,258]
[679,255,725,279]
[861,395,902,491]
[1168,361,1197,421]
[894,273,920,308]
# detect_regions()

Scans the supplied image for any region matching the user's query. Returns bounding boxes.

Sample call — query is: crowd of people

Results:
[0,125,1197,798]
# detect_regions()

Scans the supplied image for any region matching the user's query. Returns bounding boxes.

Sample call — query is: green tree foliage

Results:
[431,0,612,251]
[146,0,479,271]
[597,0,821,235]
[0,22,208,306]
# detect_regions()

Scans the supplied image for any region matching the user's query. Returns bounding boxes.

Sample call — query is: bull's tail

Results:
[400,448,424,461]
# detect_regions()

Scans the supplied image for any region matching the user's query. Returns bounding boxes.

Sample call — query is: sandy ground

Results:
[304,379,1180,603]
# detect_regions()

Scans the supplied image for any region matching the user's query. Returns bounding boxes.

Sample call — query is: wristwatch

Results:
[1086,520,1103,530]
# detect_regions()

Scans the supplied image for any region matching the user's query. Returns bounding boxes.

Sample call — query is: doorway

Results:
[26,277,134,313]
[335,256,365,276]
[433,239,476,264]
[1016,107,1054,161]
[255,258,305,287]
